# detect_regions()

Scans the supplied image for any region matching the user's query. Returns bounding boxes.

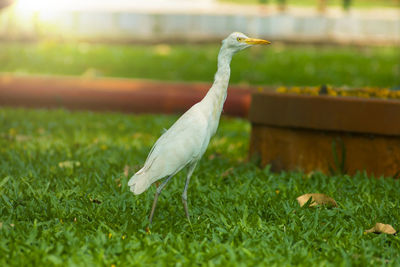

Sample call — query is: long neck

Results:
[203,45,233,112]
[201,45,234,133]
[213,46,233,94]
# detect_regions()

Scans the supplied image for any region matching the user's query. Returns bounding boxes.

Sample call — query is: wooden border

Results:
[249,90,400,177]
[250,125,400,177]
[249,90,400,137]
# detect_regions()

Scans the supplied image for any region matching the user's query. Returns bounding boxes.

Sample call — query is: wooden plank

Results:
[249,91,400,136]
[249,124,400,177]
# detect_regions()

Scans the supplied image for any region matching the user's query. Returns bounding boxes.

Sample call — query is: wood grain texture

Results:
[250,91,400,136]
[249,124,400,177]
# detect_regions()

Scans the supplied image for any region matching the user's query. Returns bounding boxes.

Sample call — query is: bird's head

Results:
[222,32,271,53]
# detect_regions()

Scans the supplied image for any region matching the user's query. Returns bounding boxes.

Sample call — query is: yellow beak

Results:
[244,38,271,45]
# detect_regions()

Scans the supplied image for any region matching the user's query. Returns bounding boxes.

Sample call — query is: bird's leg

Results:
[182,162,197,222]
[148,175,173,226]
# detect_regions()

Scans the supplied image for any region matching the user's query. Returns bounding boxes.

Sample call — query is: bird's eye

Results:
[237,37,243,42]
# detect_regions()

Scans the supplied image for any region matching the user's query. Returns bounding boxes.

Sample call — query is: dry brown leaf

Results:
[208,152,222,160]
[365,223,397,235]
[15,135,31,142]
[123,165,130,177]
[145,226,151,234]
[37,127,46,134]
[0,222,14,228]
[90,198,102,204]
[154,44,171,56]
[58,161,81,169]
[115,178,122,188]
[297,193,338,208]
[221,167,234,178]
[208,154,216,160]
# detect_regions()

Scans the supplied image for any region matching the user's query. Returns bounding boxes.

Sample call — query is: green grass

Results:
[1,107,400,266]
[219,0,400,8]
[0,41,399,88]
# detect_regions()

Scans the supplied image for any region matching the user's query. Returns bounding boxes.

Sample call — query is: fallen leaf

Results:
[100,144,108,150]
[145,227,151,234]
[208,153,222,160]
[90,198,102,204]
[221,167,234,178]
[58,161,81,169]
[15,135,31,142]
[0,222,14,228]
[123,165,130,177]
[37,127,45,134]
[365,223,397,235]
[297,193,338,208]
[132,133,143,139]
[154,44,171,56]
[114,178,122,187]
[304,171,316,179]
[8,128,16,136]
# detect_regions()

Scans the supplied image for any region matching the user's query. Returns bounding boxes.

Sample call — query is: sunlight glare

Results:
[14,0,71,21]
[15,0,65,12]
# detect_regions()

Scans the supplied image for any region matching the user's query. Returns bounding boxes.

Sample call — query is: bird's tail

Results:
[128,168,152,195]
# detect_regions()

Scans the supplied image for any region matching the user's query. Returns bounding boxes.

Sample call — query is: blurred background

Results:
[0,0,399,89]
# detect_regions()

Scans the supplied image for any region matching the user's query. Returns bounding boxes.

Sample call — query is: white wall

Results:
[0,2,398,44]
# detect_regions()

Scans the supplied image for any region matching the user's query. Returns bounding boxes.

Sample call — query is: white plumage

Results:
[128,32,270,225]
[128,106,209,195]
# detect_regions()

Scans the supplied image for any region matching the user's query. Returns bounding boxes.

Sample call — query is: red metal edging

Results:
[0,75,252,118]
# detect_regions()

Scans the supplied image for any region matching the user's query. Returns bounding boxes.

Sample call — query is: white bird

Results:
[128,32,271,225]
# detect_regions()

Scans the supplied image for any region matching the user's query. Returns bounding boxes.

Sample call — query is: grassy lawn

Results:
[1,108,400,266]
[0,41,398,88]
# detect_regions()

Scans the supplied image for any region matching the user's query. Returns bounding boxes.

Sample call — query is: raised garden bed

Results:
[249,88,400,177]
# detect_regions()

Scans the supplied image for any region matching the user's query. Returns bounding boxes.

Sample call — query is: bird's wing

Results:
[129,104,209,195]
[140,104,209,181]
